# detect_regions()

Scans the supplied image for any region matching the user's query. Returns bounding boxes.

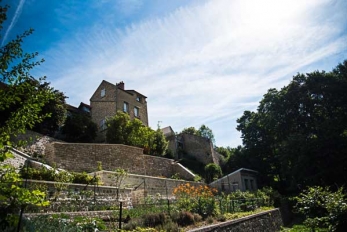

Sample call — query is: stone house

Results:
[209,168,258,193]
[90,80,148,141]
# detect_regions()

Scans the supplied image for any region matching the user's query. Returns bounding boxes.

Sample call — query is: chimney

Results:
[117,81,124,90]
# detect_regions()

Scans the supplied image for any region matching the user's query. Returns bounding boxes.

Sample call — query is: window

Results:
[136,96,141,102]
[123,102,129,113]
[100,119,106,130]
[134,107,139,117]
[101,88,105,97]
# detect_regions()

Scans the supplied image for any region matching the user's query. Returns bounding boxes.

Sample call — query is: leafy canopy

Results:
[236,60,347,194]
[106,111,168,156]
[0,3,53,229]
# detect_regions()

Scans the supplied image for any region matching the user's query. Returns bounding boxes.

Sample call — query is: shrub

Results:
[294,186,347,231]
[142,212,166,227]
[173,183,218,217]
[206,216,214,224]
[172,211,195,227]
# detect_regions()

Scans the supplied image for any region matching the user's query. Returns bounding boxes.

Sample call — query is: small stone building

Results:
[209,168,258,193]
[90,80,148,141]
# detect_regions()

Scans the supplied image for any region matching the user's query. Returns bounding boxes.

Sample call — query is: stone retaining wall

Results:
[96,171,204,197]
[188,209,283,232]
[45,142,195,180]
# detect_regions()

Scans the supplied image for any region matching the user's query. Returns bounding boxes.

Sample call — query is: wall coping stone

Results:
[26,179,133,190]
[92,170,198,183]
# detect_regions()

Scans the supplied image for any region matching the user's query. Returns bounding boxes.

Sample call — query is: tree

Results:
[32,82,67,136]
[181,124,215,144]
[181,126,199,136]
[236,60,347,194]
[106,111,168,156]
[149,126,168,156]
[295,186,347,231]
[204,163,222,183]
[0,3,52,229]
[198,124,215,145]
[61,113,97,143]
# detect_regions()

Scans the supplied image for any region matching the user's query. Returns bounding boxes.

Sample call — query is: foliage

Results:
[173,183,218,217]
[181,124,215,145]
[0,164,49,229]
[32,83,67,136]
[61,113,97,143]
[236,60,347,194]
[0,3,60,230]
[107,168,127,199]
[204,163,222,183]
[171,211,195,226]
[294,186,347,231]
[19,167,98,185]
[142,212,166,227]
[148,127,168,156]
[22,214,107,232]
[106,111,168,156]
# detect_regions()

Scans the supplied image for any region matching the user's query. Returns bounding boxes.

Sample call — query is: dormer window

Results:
[101,88,106,98]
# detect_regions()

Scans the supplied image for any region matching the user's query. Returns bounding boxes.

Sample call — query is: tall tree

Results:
[237,60,347,194]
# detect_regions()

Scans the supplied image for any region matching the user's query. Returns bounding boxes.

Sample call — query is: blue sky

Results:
[2,0,347,148]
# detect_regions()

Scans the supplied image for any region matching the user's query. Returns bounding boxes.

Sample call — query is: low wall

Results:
[5,148,30,170]
[96,171,203,197]
[45,142,195,180]
[188,208,283,232]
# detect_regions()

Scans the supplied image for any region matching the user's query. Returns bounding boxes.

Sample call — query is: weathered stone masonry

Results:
[45,142,194,180]
[188,208,283,232]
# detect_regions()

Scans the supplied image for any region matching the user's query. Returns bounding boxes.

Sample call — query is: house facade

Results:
[90,80,148,141]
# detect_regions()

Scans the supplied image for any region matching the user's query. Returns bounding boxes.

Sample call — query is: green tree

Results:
[106,111,151,147]
[295,186,347,231]
[204,163,222,183]
[236,60,347,193]
[106,111,168,156]
[181,126,199,135]
[198,124,215,145]
[32,83,67,136]
[61,113,97,143]
[181,124,215,144]
[0,3,52,229]
[149,126,168,156]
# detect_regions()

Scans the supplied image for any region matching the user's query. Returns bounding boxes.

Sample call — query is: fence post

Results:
[119,200,123,230]
[165,181,170,215]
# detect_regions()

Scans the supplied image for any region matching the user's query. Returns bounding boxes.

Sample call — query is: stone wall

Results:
[180,133,217,165]
[5,148,30,170]
[96,171,203,197]
[188,208,283,232]
[45,142,195,180]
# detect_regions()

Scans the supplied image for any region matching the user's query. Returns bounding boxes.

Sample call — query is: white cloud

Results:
[1,0,26,46]
[39,0,347,147]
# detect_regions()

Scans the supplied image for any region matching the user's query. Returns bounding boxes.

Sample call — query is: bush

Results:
[294,186,347,231]
[173,183,218,217]
[172,211,195,227]
[142,212,166,227]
